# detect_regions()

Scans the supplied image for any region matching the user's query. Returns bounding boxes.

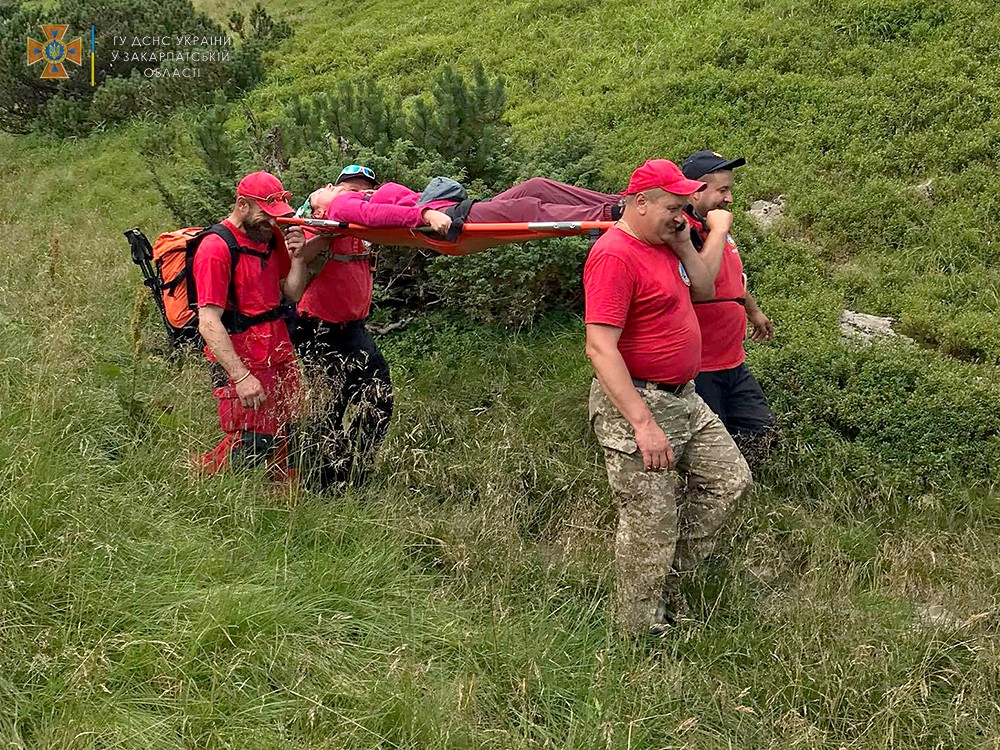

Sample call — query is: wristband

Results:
[233,370,252,385]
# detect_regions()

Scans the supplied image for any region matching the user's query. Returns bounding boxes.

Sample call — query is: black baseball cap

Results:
[681,150,747,180]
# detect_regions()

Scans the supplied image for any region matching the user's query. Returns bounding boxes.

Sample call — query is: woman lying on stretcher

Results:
[305,165,624,239]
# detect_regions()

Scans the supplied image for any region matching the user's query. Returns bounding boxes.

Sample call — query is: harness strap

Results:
[693,297,746,306]
[221,305,287,334]
[190,224,281,335]
[328,252,375,263]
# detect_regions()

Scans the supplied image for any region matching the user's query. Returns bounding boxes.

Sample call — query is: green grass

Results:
[2,0,1000,745]
[231,0,1000,364]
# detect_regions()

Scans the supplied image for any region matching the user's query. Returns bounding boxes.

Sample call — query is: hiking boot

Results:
[662,578,689,621]
[642,584,689,636]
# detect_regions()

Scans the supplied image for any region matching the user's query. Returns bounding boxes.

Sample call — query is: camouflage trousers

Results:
[589,379,752,633]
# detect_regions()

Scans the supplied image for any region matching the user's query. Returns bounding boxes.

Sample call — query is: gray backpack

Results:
[417,176,468,205]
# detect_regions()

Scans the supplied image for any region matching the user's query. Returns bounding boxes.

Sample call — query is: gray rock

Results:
[839,310,914,344]
[911,179,935,204]
[913,604,964,631]
[747,196,784,230]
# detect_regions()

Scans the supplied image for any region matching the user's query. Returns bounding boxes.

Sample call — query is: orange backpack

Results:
[125,224,285,349]
[153,226,210,333]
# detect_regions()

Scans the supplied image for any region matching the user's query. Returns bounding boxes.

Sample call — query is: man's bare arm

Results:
[696,209,734,283]
[668,223,715,302]
[281,256,313,303]
[585,323,674,470]
[745,292,774,341]
[198,305,266,408]
[282,228,328,301]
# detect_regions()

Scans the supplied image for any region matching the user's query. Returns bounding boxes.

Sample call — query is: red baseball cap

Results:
[624,159,706,196]
[236,171,295,217]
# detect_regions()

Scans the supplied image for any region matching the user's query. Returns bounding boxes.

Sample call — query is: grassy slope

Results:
[248,0,1000,363]
[2,0,1000,746]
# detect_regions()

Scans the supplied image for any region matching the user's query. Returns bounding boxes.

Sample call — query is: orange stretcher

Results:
[276,217,615,256]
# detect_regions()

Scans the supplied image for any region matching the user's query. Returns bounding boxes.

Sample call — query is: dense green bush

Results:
[146,61,601,322]
[426,238,590,326]
[0,0,288,136]
[148,63,514,216]
[756,338,1000,504]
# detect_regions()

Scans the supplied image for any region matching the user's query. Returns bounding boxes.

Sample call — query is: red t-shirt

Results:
[584,227,702,384]
[297,235,373,323]
[687,211,747,371]
[192,219,295,368]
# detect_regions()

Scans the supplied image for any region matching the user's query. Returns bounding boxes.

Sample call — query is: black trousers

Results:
[291,318,394,487]
[694,362,776,467]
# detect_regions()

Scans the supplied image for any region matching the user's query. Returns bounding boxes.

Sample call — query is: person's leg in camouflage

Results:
[590,380,696,634]
[600,448,684,632]
[673,390,752,573]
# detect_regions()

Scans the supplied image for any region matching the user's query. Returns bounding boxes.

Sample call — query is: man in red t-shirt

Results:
[681,151,776,466]
[192,171,313,476]
[584,159,752,635]
[286,165,393,488]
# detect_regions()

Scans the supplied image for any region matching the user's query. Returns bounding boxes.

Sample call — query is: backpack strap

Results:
[204,223,244,316]
[201,223,285,335]
[182,225,236,323]
[214,223,275,261]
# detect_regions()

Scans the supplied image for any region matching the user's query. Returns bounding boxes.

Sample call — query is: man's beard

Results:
[245,221,272,242]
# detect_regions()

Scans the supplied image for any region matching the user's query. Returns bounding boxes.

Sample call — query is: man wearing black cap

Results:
[680,151,776,466]
[287,165,394,488]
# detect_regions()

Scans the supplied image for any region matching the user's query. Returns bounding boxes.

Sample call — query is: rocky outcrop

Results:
[839,310,914,344]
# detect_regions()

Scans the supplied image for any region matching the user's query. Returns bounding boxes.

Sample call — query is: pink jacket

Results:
[327,182,456,227]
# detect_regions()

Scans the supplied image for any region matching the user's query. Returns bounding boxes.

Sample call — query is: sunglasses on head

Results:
[339,164,376,182]
[242,190,292,205]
